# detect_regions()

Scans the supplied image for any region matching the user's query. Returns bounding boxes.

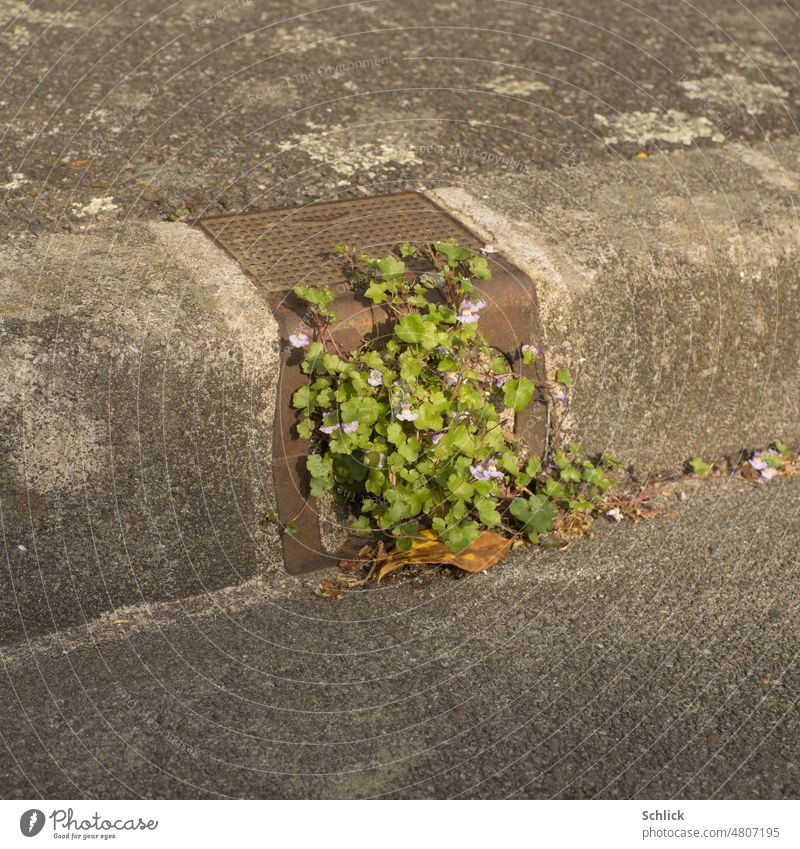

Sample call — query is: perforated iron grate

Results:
[197,192,482,293]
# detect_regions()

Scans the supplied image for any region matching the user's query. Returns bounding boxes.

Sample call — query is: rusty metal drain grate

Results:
[198,192,482,292]
[197,192,546,575]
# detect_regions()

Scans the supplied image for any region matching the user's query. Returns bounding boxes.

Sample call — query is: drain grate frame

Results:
[198,192,547,575]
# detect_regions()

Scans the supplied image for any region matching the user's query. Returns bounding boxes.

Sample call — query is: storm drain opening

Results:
[198,192,547,575]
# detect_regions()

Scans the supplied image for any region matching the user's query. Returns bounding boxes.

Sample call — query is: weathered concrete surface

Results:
[3,0,800,233]
[0,222,283,643]
[432,138,800,471]
[1,476,797,799]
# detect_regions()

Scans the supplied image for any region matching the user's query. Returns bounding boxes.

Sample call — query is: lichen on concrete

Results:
[679,73,789,115]
[594,109,725,146]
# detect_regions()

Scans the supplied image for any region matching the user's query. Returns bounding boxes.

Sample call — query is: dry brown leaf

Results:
[377,530,513,582]
[314,579,345,600]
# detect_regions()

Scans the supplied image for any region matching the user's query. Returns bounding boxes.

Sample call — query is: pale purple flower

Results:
[456,299,486,324]
[289,327,311,348]
[606,507,623,523]
[494,374,510,388]
[320,422,339,435]
[470,459,503,480]
[480,243,498,255]
[368,369,383,387]
[377,452,386,468]
[444,371,459,386]
[553,387,569,406]
[748,453,767,471]
[522,342,541,357]
[761,466,778,480]
[396,403,418,421]
[342,420,359,433]
[432,432,445,445]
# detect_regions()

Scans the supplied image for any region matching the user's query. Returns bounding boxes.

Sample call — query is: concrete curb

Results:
[430,139,800,471]
[3,139,799,641]
[0,221,284,643]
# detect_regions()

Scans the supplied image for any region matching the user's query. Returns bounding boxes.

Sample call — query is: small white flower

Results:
[289,328,311,348]
[397,404,418,421]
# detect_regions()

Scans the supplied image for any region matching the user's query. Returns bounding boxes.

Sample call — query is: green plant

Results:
[689,457,712,477]
[289,241,613,553]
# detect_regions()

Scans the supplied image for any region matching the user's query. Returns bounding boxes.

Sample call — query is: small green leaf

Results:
[475,497,501,528]
[377,255,406,278]
[556,368,573,387]
[509,494,555,537]
[293,284,334,311]
[398,437,421,463]
[441,520,481,553]
[559,464,581,483]
[395,314,438,349]
[503,377,535,412]
[582,465,611,489]
[689,457,712,477]
[387,421,405,446]
[490,355,508,374]
[292,386,312,410]
[364,281,389,303]
[296,418,314,439]
[469,255,491,280]
[352,515,372,535]
[433,242,471,266]
[447,474,474,501]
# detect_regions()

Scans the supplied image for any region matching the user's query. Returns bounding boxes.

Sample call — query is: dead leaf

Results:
[377,530,513,582]
[314,579,345,600]
[112,619,130,625]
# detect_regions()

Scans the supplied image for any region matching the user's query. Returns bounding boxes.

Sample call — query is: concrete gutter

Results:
[430,138,800,471]
[2,139,800,642]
